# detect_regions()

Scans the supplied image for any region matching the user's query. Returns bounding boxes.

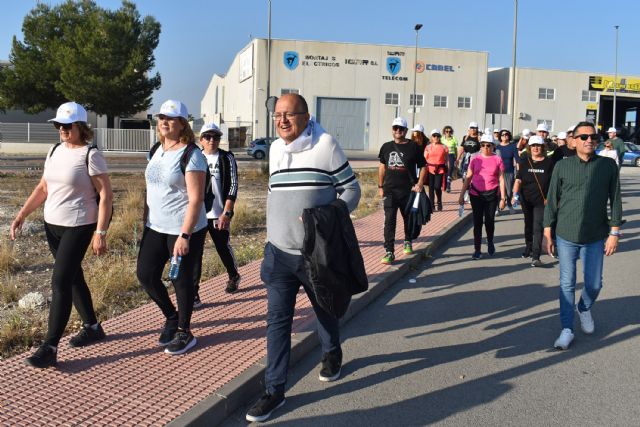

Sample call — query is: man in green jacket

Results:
[543,121,623,350]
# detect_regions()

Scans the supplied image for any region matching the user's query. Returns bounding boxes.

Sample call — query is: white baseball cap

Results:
[412,124,424,133]
[522,129,531,137]
[468,121,479,129]
[48,101,88,124]
[536,123,549,132]
[392,117,408,129]
[607,127,617,133]
[480,134,494,143]
[155,99,188,120]
[430,128,441,136]
[528,135,545,146]
[200,123,223,135]
[557,131,567,140]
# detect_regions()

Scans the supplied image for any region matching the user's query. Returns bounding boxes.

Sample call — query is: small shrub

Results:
[0,276,21,305]
[0,237,20,274]
[233,199,266,231]
[0,311,46,357]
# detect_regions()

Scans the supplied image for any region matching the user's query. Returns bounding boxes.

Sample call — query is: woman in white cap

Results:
[424,129,449,211]
[512,135,555,267]
[137,99,208,355]
[458,134,506,259]
[10,101,113,368]
[411,124,427,156]
[441,125,457,192]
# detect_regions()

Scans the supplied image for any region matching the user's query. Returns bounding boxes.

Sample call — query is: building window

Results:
[581,90,597,102]
[385,93,399,105]
[433,95,448,108]
[538,88,555,100]
[409,94,424,107]
[281,88,299,95]
[457,96,472,109]
[537,119,554,132]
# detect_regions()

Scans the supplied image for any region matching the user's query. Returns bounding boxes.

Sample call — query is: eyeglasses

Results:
[272,112,306,121]
[201,134,221,141]
[392,126,407,132]
[574,134,599,141]
[54,122,73,130]
[480,143,492,147]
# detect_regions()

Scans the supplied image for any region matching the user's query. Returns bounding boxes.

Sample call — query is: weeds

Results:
[0,276,21,305]
[0,237,20,275]
[0,311,46,357]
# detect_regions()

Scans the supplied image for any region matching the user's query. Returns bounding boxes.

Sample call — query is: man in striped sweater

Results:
[246,94,361,423]
[543,121,623,351]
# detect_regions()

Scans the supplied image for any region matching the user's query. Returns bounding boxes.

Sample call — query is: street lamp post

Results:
[510,0,518,133]
[266,0,272,139]
[412,23,423,128]
[613,25,619,128]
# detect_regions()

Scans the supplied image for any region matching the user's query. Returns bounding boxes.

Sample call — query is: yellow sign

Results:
[589,75,640,94]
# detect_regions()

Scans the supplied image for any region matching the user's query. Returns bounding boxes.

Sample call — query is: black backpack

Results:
[149,142,214,212]
[48,142,113,222]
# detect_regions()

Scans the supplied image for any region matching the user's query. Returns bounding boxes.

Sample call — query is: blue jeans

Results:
[556,236,605,331]
[261,242,341,395]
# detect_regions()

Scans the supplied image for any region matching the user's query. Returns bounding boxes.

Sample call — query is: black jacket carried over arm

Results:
[404,191,431,241]
[301,199,368,319]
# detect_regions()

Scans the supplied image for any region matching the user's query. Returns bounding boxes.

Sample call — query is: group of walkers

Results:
[8,94,624,423]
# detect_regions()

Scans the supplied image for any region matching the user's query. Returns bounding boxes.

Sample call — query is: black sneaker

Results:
[472,250,482,260]
[521,249,531,259]
[225,274,241,294]
[487,242,496,256]
[164,330,197,355]
[69,323,106,348]
[25,344,57,369]
[158,318,178,346]
[193,292,203,309]
[318,351,342,382]
[531,259,543,267]
[246,392,286,423]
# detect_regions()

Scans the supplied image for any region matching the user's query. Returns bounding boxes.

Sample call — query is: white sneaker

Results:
[554,328,574,350]
[577,306,595,334]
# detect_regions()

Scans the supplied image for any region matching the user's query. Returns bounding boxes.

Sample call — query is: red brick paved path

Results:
[0,183,464,426]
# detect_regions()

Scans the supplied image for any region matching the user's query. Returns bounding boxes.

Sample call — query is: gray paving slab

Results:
[221,168,640,426]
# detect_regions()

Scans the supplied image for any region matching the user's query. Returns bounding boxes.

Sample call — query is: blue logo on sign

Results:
[283,51,299,70]
[386,57,401,76]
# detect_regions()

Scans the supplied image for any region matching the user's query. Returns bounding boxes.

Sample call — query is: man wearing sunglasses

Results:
[543,121,623,350]
[192,123,240,307]
[551,126,577,162]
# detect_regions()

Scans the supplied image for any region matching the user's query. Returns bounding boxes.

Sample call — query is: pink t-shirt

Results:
[43,143,108,227]
[468,154,504,195]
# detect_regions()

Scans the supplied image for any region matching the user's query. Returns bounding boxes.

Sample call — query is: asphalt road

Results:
[222,168,640,426]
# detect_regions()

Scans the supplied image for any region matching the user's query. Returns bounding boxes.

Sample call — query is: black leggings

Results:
[428,172,444,208]
[136,227,207,330]
[193,219,239,293]
[521,199,545,259]
[469,191,499,251]
[44,222,97,347]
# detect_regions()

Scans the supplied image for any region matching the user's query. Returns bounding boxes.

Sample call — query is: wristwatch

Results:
[223,211,234,218]
[180,232,191,240]
[94,230,107,236]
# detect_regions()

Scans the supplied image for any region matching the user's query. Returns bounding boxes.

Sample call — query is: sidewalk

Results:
[0,183,469,427]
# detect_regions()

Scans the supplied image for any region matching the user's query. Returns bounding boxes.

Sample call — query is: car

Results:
[246,137,275,160]
[595,141,640,167]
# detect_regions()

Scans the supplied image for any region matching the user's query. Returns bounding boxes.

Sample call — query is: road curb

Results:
[169,212,473,427]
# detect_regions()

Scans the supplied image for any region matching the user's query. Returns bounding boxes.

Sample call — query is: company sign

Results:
[589,75,640,94]
[283,51,299,70]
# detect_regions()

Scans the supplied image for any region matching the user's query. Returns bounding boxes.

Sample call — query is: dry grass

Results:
[0,275,21,305]
[0,237,20,275]
[0,311,46,357]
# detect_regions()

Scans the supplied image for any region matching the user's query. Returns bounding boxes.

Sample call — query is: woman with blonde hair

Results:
[10,101,113,368]
[137,100,208,355]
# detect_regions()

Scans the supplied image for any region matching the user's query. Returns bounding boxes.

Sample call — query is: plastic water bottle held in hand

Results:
[513,194,520,209]
[168,256,182,280]
[458,204,465,217]
[411,193,420,212]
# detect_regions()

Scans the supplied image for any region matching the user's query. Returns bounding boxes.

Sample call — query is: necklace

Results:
[161,140,181,156]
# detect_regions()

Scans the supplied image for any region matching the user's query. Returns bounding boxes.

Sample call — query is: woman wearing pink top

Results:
[10,102,113,369]
[424,129,449,211]
[458,134,506,259]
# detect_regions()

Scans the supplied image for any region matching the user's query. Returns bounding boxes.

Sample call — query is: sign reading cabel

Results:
[416,61,456,73]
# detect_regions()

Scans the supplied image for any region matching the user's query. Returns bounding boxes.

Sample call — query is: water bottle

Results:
[458,205,465,217]
[168,255,182,280]
[513,194,520,209]
[411,193,420,212]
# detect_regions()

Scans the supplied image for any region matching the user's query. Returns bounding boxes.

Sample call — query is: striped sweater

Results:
[267,120,361,253]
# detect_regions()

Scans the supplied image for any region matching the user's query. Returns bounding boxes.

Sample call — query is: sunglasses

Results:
[432,134,441,138]
[54,122,74,130]
[392,126,407,132]
[480,143,492,147]
[444,129,452,133]
[501,133,510,136]
[201,134,221,141]
[574,134,599,141]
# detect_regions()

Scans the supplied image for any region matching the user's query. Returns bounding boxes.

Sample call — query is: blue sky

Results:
[1,0,637,117]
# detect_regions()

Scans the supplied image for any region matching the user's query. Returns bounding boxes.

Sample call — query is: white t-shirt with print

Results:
[43,143,108,227]
[145,144,208,235]
[205,152,224,219]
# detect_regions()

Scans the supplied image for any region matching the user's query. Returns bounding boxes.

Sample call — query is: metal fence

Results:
[0,122,155,152]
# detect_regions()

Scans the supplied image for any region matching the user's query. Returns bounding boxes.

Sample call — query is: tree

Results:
[0,0,161,122]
